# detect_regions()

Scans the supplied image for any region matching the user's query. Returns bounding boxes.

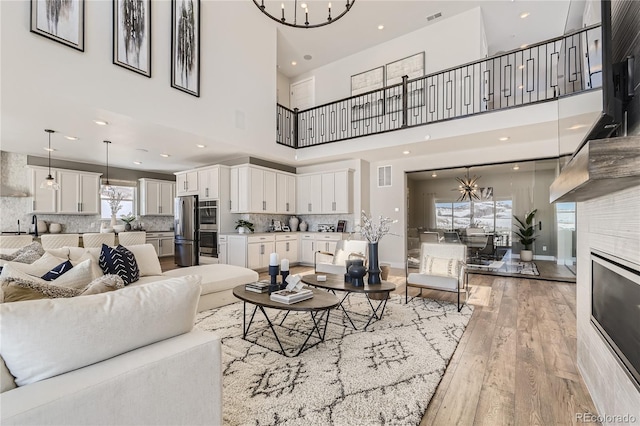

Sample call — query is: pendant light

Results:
[103,140,112,192]
[455,167,480,202]
[40,129,60,190]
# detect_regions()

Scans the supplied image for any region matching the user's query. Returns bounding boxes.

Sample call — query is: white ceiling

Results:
[1,0,587,174]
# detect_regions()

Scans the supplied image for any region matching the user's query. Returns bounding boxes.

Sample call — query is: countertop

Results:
[219,231,348,236]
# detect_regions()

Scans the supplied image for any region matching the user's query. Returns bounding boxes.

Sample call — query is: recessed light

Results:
[291,61,297,66]
[93,120,108,126]
[402,150,411,155]
[65,136,78,141]
[44,147,55,152]
[518,85,524,89]
[133,161,142,165]
[424,134,431,140]
[431,172,437,178]
[520,44,528,49]
[160,153,170,158]
[499,136,510,141]
[136,148,149,152]
[300,2,307,8]
[567,124,587,130]
[378,24,384,30]
[518,65,525,70]
[520,12,530,19]
[513,164,520,170]
[196,144,206,148]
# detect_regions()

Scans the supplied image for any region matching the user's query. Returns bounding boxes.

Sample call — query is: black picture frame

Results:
[337,220,347,233]
[30,0,85,51]
[113,0,152,77]
[171,0,201,97]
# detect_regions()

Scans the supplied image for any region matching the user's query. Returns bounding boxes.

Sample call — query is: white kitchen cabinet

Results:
[275,234,298,263]
[175,171,198,196]
[276,173,296,214]
[247,235,275,270]
[29,167,57,213]
[146,232,174,257]
[139,179,175,216]
[198,166,219,200]
[249,167,276,213]
[298,232,344,265]
[229,166,249,213]
[296,174,322,214]
[321,170,351,214]
[315,233,341,254]
[299,233,316,264]
[227,235,247,267]
[218,235,228,264]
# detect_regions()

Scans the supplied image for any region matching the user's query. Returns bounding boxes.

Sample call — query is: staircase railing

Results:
[277,24,602,149]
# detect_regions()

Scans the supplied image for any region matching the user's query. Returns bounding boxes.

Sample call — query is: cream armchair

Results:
[315,240,368,276]
[406,242,468,311]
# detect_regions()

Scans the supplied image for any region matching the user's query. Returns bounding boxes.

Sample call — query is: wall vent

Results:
[427,12,442,22]
[377,165,392,187]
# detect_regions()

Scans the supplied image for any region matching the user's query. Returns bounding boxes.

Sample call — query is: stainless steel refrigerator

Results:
[174,195,199,267]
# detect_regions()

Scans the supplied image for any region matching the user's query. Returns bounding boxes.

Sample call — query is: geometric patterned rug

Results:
[195,295,473,425]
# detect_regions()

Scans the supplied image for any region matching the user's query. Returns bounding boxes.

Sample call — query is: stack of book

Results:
[270,288,313,304]
[245,281,270,293]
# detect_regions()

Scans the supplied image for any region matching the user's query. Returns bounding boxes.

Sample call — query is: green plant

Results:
[235,219,254,233]
[513,209,538,250]
[120,213,136,224]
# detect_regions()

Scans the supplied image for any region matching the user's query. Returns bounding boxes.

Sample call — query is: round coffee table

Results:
[232,285,339,357]
[301,274,396,330]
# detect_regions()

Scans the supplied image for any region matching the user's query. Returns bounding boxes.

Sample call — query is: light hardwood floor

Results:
[160,259,597,425]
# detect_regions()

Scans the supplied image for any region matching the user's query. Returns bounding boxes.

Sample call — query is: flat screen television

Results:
[578,0,639,150]
[591,250,640,390]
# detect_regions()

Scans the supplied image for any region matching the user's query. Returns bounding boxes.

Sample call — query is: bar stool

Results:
[82,233,115,248]
[41,234,80,250]
[117,231,147,247]
[0,235,33,250]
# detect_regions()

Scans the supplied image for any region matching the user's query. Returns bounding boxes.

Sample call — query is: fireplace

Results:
[591,250,640,390]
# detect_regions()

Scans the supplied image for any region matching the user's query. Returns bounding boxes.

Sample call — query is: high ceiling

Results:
[1,0,588,174]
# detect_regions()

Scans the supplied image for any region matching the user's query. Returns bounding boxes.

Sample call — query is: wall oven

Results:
[198,201,218,260]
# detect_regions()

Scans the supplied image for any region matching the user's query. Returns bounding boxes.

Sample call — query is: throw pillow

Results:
[332,249,349,266]
[0,275,201,386]
[45,247,70,259]
[41,260,73,281]
[80,274,125,296]
[125,244,163,276]
[71,252,104,280]
[0,242,45,263]
[0,264,82,301]
[98,244,140,285]
[50,259,94,290]
[420,255,461,278]
[4,252,68,276]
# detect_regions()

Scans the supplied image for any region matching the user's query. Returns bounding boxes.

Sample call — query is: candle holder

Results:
[269,265,279,285]
[281,269,289,284]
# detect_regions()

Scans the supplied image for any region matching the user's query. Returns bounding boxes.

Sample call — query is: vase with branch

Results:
[358,211,398,284]
[105,187,125,227]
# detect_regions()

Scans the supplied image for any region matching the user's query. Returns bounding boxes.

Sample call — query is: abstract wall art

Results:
[30,0,85,51]
[171,0,200,96]
[113,0,151,77]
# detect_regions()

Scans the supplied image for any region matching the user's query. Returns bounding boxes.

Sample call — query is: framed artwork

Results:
[336,220,347,233]
[479,187,494,201]
[282,225,291,232]
[30,0,84,51]
[113,0,152,77]
[385,52,425,86]
[351,67,384,96]
[171,0,200,97]
[273,220,282,231]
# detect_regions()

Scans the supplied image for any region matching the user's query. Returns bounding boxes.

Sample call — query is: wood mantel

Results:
[550,135,640,203]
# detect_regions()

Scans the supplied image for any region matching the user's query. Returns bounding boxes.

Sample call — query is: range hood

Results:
[550,134,640,203]
[0,185,29,197]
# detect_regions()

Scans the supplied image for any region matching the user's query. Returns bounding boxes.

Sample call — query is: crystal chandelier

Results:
[455,168,480,202]
[253,0,355,29]
[40,129,60,190]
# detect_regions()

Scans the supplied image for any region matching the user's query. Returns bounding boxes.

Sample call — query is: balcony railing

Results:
[277,24,602,149]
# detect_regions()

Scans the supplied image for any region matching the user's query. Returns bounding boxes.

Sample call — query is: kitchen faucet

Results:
[32,215,38,237]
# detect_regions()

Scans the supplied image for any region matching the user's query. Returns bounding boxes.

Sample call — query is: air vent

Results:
[377,165,392,187]
[427,12,442,22]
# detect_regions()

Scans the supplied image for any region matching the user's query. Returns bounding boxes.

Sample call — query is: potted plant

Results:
[513,209,537,262]
[120,213,136,231]
[235,219,254,234]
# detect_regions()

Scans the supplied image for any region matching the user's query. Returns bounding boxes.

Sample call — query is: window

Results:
[435,202,471,230]
[556,202,576,231]
[435,199,512,234]
[101,185,136,220]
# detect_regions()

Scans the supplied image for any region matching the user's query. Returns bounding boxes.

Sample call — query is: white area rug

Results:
[195,295,473,425]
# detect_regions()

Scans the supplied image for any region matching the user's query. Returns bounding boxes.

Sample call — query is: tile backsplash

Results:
[237,213,356,233]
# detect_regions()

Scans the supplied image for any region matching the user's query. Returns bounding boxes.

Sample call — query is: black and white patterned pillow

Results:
[41,260,74,281]
[98,244,140,285]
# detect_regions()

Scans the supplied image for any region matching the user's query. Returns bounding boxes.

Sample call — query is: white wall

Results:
[292,7,485,105]
[576,186,640,419]
[0,1,286,158]
[277,71,291,108]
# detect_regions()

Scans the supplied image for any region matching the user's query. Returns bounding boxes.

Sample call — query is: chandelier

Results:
[455,168,480,202]
[253,0,355,29]
[40,129,60,190]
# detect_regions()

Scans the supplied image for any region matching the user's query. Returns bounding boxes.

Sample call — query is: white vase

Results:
[520,249,533,262]
[238,227,245,234]
[299,221,308,232]
[289,216,299,232]
[110,214,117,227]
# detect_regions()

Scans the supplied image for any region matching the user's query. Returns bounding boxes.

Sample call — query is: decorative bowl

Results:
[113,225,126,233]
[101,227,114,234]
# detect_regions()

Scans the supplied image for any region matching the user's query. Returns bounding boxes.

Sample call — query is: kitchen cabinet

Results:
[229,166,249,213]
[175,171,198,196]
[275,233,298,263]
[218,235,228,264]
[296,174,322,214]
[247,235,275,270]
[57,171,101,215]
[249,167,276,213]
[29,167,57,213]
[298,232,344,265]
[299,233,316,264]
[198,166,219,200]
[139,179,175,216]
[321,170,351,213]
[227,235,247,267]
[146,232,175,257]
[276,173,296,214]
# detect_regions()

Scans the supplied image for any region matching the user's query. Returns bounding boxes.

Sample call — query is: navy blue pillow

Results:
[98,244,140,285]
[41,260,74,281]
